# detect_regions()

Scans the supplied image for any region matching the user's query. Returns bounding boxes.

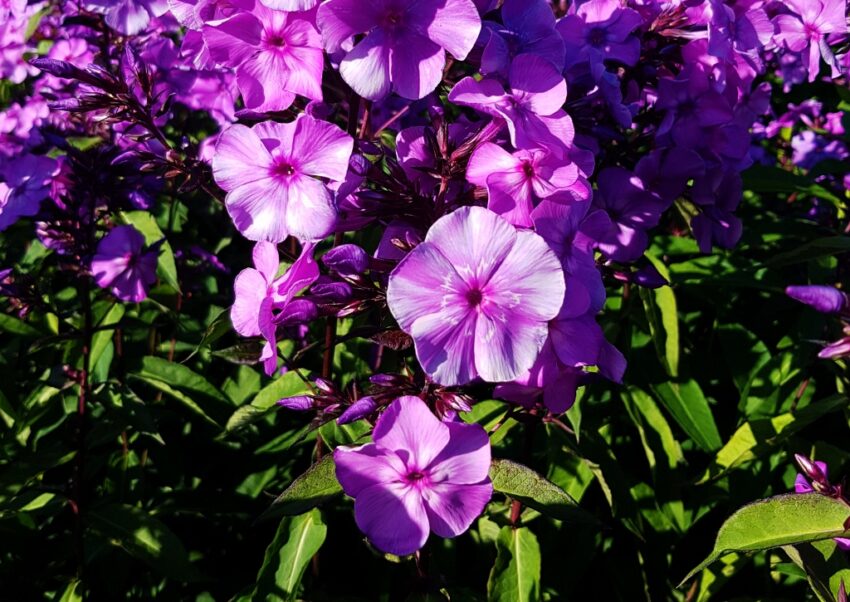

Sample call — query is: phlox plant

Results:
[1,0,850,599]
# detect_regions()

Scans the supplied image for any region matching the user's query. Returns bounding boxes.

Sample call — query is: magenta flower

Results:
[232,241,319,375]
[212,115,353,243]
[774,0,846,82]
[203,3,324,112]
[86,0,169,35]
[557,0,642,79]
[466,142,590,228]
[387,206,565,386]
[334,395,492,555]
[316,0,481,100]
[448,54,574,154]
[260,0,317,11]
[91,226,159,303]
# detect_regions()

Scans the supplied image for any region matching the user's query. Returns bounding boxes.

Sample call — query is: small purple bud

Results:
[322,244,369,276]
[633,263,668,289]
[314,378,335,394]
[30,58,84,79]
[818,337,850,360]
[337,396,379,425]
[839,580,848,602]
[795,454,828,484]
[310,279,353,304]
[786,285,848,314]
[370,373,403,386]
[277,299,318,326]
[277,395,314,411]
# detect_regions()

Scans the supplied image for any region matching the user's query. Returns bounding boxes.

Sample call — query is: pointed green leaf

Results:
[266,455,343,518]
[490,459,597,525]
[651,380,722,452]
[783,539,850,602]
[487,526,541,602]
[90,303,125,369]
[226,370,310,432]
[681,493,850,586]
[251,509,327,602]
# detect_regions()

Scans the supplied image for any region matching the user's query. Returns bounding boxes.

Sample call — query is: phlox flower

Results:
[387,206,565,386]
[317,0,481,100]
[334,395,492,555]
[203,2,324,112]
[91,226,160,303]
[0,154,59,231]
[793,459,850,550]
[86,0,170,35]
[232,241,318,375]
[774,0,846,82]
[212,114,353,243]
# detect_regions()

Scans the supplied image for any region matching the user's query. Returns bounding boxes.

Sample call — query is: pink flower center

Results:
[263,31,287,49]
[522,161,535,179]
[406,470,425,482]
[271,161,296,178]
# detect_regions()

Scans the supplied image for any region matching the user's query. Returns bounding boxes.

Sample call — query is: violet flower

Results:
[231,241,319,375]
[334,395,492,555]
[86,0,170,35]
[203,3,324,112]
[774,0,846,82]
[466,142,590,228]
[316,0,481,100]
[91,226,160,303]
[786,285,849,315]
[479,0,565,77]
[449,54,574,154]
[793,457,850,550]
[0,154,60,231]
[212,114,353,243]
[386,206,565,386]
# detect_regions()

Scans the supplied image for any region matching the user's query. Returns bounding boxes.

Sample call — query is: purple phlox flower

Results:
[0,154,60,231]
[656,65,735,147]
[690,168,743,252]
[466,142,590,228]
[91,225,160,303]
[316,0,481,101]
[260,0,317,11]
[478,0,565,77]
[593,167,666,263]
[774,0,846,82]
[793,456,850,550]
[685,0,772,60]
[557,0,643,80]
[86,0,170,35]
[449,53,574,154]
[819,333,850,360]
[531,198,609,313]
[387,206,565,386]
[203,3,324,112]
[375,220,422,262]
[231,241,319,375]
[786,285,849,315]
[0,7,37,84]
[635,148,705,204]
[791,130,848,171]
[212,114,353,243]
[334,395,492,555]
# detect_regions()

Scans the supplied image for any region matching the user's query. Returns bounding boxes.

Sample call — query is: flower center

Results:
[588,27,607,47]
[382,10,405,30]
[406,471,425,481]
[522,161,535,179]
[466,288,483,307]
[272,161,296,178]
[264,31,287,48]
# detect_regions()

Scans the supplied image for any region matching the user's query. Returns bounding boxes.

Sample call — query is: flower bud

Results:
[786,285,848,314]
[337,396,379,425]
[322,244,369,276]
[277,395,314,411]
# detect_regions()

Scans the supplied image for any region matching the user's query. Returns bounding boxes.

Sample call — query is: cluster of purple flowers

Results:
[1,0,848,556]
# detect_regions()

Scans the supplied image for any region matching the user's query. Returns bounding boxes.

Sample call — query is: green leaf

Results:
[487,526,541,602]
[783,539,850,602]
[251,510,327,602]
[681,493,850,585]
[120,210,180,292]
[54,580,83,602]
[489,459,597,525]
[622,387,684,474]
[88,503,200,581]
[699,394,849,482]
[743,165,844,207]
[89,304,125,369]
[135,356,229,404]
[651,380,722,452]
[267,455,343,518]
[641,255,679,377]
[0,313,43,337]
[764,236,850,268]
[226,370,310,432]
[183,307,230,363]
[129,375,221,428]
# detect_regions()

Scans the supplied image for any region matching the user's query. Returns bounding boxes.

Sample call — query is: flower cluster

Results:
[1,0,848,558]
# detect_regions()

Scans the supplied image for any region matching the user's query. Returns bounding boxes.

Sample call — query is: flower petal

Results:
[252,241,279,282]
[426,421,491,485]
[283,174,337,242]
[212,124,273,191]
[390,33,444,100]
[354,482,429,556]
[372,395,450,470]
[334,443,406,497]
[339,29,392,101]
[291,115,354,181]
[423,480,493,538]
[230,268,268,336]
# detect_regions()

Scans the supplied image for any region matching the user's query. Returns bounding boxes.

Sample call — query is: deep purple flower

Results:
[212,115,353,243]
[203,3,324,112]
[260,0,317,10]
[466,142,590,227]
[317,0,481,100]
[656,65,735,147]
[557,0,642,79]
[334,395,492,555]
[232,241,319,375]
[322,244,369,276]
[86,0,169,35]
[593,167,666,263]
[774,0,846,82]
[387,206,565,386]
[0,154,60,231]
[91,226,159,303]
[449,54,573,154]
[786,285,849,315]
[479,0,565,77]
